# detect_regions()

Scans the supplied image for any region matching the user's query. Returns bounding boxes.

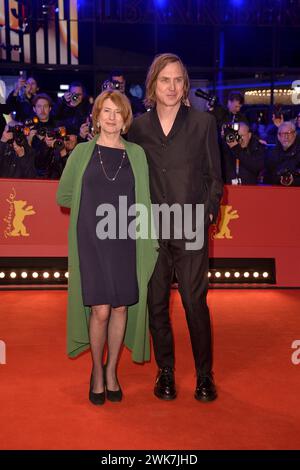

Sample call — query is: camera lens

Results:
[54,139,64,150]
[38,127,47,137]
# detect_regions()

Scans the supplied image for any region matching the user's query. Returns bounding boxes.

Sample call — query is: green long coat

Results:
[56,136,158,362]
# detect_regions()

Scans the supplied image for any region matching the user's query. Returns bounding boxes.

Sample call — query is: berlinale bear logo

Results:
[213,205,239,239]
[4,188,36,238]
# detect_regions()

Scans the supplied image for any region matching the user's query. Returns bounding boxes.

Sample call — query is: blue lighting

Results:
[231,0,244,6]
[155,0,168,8]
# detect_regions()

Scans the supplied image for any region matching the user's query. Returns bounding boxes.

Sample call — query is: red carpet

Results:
[0,289,299,450]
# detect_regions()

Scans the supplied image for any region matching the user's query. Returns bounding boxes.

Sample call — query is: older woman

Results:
[57,91,158,406]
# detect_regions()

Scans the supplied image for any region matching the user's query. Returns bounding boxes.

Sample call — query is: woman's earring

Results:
[97,122,100,128]
[122,126,126,133]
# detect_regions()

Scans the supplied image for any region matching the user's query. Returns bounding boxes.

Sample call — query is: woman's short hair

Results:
[92,90,133,134]
[145,53,190,108]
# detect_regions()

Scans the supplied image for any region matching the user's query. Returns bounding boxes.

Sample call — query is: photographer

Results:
[222,122,265,185]
[78,115,94,143]
[6,76,40,121]
[0,124,36,178]
[264,106,284,144]
[0,103,14,137]
[109,70,126,94]
[265,121,300,186]
[29,94,57,177]
[29,94,56,143]
[107,71,146,116]
[208,91,249,130]
[53,81,91,135]
[295,112,300,136]
[46,133,78,180]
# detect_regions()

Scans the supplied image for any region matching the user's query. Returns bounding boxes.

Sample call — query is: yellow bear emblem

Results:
[213,205,239,239]
[9,200,36,237]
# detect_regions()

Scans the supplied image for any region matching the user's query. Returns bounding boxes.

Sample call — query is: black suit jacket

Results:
[128,105,223,224]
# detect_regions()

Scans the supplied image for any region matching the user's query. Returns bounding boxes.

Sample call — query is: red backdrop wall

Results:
[0,179,299,287]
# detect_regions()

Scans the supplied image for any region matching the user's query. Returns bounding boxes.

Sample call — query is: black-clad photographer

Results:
[222,122,265,185]
[29,94,58,177]
[46,133,77,179]
[6,76,40,122]
[105,71,146,116]
[265,121,300,186]
[0,124,36,178]
[207,91,249,129]
[53,81,91,135]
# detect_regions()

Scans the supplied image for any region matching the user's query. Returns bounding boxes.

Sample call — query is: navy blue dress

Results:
[77,144,138,307]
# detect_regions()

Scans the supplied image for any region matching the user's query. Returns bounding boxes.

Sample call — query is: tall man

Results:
[128,53,223,402]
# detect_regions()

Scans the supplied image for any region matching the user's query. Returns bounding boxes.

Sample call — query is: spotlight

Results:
[208,272,211,278]
[21,272,28,279]
[225,272,231,278]
[253,272,259,278]
[263,272,269,278]
[43,272,50,279]
[65,272,69,278]
[0,272,5,279]
[215,272,221,278]
[32,272,39,278]
[243,272,250,278]
[234,272,240,278]
[54,272,60,278]
[10,272,17,279]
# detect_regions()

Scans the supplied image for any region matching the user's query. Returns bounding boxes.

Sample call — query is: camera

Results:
[223,122,241,144]
[45,127,67,150]
[37,126,47,137]
[24,116,39,128]
[256,110,268,125]
[195,88,218,108]
[71,93,80,103]
[7,116,39,146]
[35,125,67,149]
[277,167,300,186]
[35,126,67,150]
[7,124,30,146]
[102,79,121,92]
[87,114,94,134]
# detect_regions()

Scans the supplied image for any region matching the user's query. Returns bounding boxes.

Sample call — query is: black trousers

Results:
[148,238,213,375]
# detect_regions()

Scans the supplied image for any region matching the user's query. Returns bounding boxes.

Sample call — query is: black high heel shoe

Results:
[89,370,105,406]
[104,365,123,402]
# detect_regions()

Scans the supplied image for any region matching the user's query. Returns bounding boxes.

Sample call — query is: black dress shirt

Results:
[128,105,223,225]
